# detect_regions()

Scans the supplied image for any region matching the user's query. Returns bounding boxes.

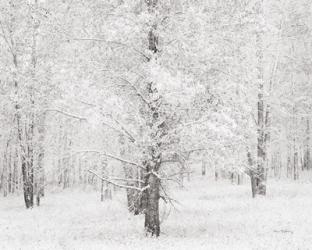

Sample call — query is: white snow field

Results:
[1,177,312,250]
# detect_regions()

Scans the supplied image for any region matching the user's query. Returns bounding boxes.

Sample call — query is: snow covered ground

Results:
[1,177,312,250]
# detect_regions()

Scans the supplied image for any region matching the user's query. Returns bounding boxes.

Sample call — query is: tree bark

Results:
[144,160,160,237]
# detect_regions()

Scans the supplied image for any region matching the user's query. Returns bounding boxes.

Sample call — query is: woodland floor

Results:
[1,176,312,250]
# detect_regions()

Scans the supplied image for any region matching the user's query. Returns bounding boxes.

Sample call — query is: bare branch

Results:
[160,183,180,210]
[44,109,87,121]
[75,150,146,170]
[118,77,150,107]
[165,170,194,179]
[70,38,150,60]
[110,116,136,143]
[88,170,149,191]
[75,100,137,143]
[100,111,137,143]
[101,120,135,142]
[109,176,145,184]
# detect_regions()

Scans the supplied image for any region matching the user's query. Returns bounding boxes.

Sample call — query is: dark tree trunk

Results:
[250,172,257,198]
[230,172,234,184]
[294,152,299,180]
[144,161,160,237]
[215,168,218,181]
[287,155,291,178]
[201,160,206,176]
[237,174,242,185]
[18,114,34,209]
[22,161,34,209]
[256,80,266,196]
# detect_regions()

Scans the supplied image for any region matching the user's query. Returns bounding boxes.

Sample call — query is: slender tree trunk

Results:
[287,155,291,178]
[304,118,310,170]
[100,159,106,202]
[36,113,46,206]
[237,174,242,185]
[179,160,185,188]
[11,37,34,208]
[247,151,256,198]
[2,143,9,197]
[201,160,206,176]
[214,164,218,181]
[254,0,267,196]
[294,151,299,180]
[256,75,266,195]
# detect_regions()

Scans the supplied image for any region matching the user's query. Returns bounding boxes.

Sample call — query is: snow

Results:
[1,178,312,250]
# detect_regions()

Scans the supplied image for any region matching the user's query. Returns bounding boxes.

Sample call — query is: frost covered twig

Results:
[88,170,149,191]
[108,176,145,184]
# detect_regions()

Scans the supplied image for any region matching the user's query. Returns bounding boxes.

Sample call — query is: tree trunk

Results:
[255,0,267,196]
[144,161,160,237]
[2,146,8,197]
[179,160,185,188]
[100,161,105,202]
[304,118,311,170]
[287,155,291,178]
[22,155,34,209]
[36,113,46,206]
[294,151,299,180]
[237,174,242,185]
[201,160,206,176]
[256,78,266,195]
[247,151,257,198]
[142,0,163,237]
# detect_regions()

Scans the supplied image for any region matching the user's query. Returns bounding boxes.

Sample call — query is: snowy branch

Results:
[108,176,145,184]
[165,170,194,179]
[88,170,149,191]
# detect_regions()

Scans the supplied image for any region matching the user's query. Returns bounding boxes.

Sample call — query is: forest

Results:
[0,0,312,249]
